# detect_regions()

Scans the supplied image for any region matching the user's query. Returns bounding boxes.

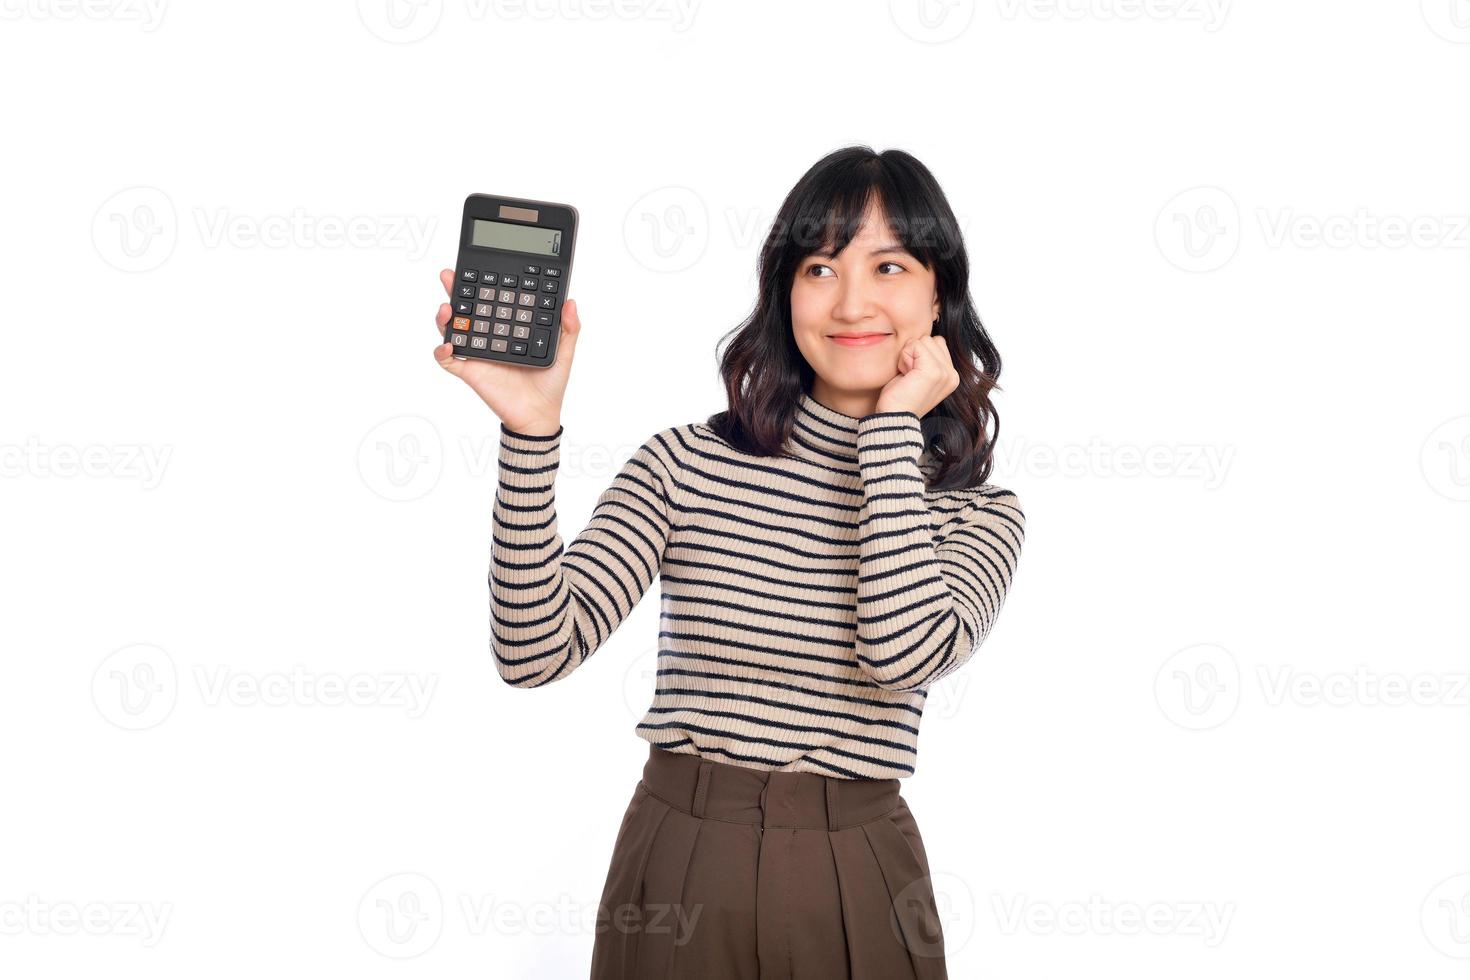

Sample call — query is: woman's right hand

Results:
[432,268,580,435]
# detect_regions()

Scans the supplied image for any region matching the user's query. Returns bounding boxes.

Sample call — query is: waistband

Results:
[638,744,902,832]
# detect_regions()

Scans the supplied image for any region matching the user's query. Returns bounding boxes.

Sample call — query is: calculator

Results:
[447,193,577,366]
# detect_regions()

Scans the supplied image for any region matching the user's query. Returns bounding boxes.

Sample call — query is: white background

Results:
[3,1,1469,976]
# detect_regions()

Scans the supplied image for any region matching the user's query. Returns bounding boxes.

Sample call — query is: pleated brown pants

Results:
[590,744,948,979]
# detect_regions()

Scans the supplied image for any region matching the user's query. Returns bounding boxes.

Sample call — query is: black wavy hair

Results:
[707,144,1005,490]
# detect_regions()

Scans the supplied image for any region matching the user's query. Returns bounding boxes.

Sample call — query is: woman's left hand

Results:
[875,335,960,417]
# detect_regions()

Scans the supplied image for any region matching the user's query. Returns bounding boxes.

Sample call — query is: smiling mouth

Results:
[827,332,892,346]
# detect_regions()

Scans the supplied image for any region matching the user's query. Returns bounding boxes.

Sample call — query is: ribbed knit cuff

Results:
[855,411,924,490]
[497,423,562,509]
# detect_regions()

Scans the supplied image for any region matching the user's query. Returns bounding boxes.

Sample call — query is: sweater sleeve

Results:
[852,411,1026,692]
[490,422,680,688]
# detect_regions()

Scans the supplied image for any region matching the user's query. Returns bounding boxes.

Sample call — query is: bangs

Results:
[783,176,943,269]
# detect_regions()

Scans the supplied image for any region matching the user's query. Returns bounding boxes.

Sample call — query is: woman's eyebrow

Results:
[809,243,912,259]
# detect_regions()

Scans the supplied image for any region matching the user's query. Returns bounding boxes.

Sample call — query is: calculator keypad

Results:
[448,262,560,362]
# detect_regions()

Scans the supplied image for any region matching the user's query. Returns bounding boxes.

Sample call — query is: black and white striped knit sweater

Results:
[491,391,1026,780]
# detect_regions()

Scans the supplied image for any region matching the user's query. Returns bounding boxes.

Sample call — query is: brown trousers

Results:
[590,744,948,979]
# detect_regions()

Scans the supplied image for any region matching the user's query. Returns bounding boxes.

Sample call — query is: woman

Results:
[432,146,1025,979]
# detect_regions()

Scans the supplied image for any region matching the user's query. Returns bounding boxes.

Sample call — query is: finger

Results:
[433,340,468,377]
[554,298,581,363]
[435,302,450,338]
[929,335,955,369]
[440,268,455,300]
[913,335,942,369]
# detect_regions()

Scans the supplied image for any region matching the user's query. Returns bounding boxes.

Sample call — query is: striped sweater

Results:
[490,390,1026,780]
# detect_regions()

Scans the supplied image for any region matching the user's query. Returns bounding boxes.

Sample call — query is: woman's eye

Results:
[806,263,834,277]
[879,261,904,274]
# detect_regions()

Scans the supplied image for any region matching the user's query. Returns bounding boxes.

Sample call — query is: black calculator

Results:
[448,193,577,366]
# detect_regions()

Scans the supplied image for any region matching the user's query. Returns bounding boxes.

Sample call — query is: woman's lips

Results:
[827,333,891,347]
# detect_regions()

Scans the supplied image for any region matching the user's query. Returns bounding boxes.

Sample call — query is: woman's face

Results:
[790,203,941,397]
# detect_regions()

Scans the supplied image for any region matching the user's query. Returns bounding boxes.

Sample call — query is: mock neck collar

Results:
[785,390,938,476]
[787,391,863,463]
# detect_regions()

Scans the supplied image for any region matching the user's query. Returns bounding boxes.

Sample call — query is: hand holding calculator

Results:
[445,193,577,366]
[433,193,580,434]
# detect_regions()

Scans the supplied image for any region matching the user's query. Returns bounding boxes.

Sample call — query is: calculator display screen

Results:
[471,219,562,256]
